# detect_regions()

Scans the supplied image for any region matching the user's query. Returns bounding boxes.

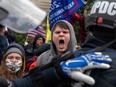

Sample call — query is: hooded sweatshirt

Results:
[36,20,77,66]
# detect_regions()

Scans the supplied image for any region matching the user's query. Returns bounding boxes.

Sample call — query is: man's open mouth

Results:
[58,39,65,48]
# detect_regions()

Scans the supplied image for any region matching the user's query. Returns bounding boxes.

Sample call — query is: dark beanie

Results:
[33,34,45,47]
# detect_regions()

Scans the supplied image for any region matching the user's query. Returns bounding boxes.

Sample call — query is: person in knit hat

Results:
[24,33,46,73]
[0,43,25,81]
[24,33,45,59]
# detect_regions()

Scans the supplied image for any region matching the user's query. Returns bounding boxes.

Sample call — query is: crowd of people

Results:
[0,0,116,87]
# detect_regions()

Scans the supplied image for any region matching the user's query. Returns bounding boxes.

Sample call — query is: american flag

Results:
[27,26,46,39]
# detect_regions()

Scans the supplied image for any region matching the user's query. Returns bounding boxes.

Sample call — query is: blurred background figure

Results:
[0,24,9,51]
[0,24,9,64]
[27,42,51,72]
[24,33,46,73]
[0,24,16,49]
[25,33,45,58]
[24,25,46,58]
[71,11,87,44]
[0,43,25,80]
[4,27,16,44]
[24,25,47,73]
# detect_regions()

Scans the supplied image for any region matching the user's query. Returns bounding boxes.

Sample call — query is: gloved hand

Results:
[60,52,112,85]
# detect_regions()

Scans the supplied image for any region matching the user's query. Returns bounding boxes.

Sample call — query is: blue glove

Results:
[60,52,112,85]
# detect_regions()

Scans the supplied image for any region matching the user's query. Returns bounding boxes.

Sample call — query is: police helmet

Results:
[86,0,116,31]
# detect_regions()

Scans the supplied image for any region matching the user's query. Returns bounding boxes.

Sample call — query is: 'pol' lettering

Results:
[91,1,116,16]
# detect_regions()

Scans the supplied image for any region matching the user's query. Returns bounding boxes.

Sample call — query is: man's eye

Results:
[55,31,60,34]
[63,31,69,34]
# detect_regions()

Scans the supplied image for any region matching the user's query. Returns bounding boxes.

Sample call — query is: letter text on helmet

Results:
[91,1,101,14]
[107,2,116,16]
[90,1,116,16]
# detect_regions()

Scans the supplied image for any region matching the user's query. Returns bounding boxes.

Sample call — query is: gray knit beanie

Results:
[3,47,23,59]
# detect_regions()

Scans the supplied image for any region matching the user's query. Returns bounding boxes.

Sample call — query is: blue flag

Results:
[49,0,86,30]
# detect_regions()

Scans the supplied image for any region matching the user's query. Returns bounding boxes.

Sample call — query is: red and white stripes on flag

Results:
[27,29,39,38]
[27,26,46,39]
[38,26,46,38]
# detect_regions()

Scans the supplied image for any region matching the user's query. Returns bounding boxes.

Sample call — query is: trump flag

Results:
[49,0,86,29]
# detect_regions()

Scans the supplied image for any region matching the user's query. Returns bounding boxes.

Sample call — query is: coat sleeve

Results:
[84,58,116,87]
[36,53,44,66]
[11,76,32,87]
[36,50,51,66]
[10,66,62,87]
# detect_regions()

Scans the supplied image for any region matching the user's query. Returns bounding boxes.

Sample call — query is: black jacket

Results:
[81,35,116,87]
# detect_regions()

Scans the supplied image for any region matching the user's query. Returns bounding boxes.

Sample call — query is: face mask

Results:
[5,59,22,73]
